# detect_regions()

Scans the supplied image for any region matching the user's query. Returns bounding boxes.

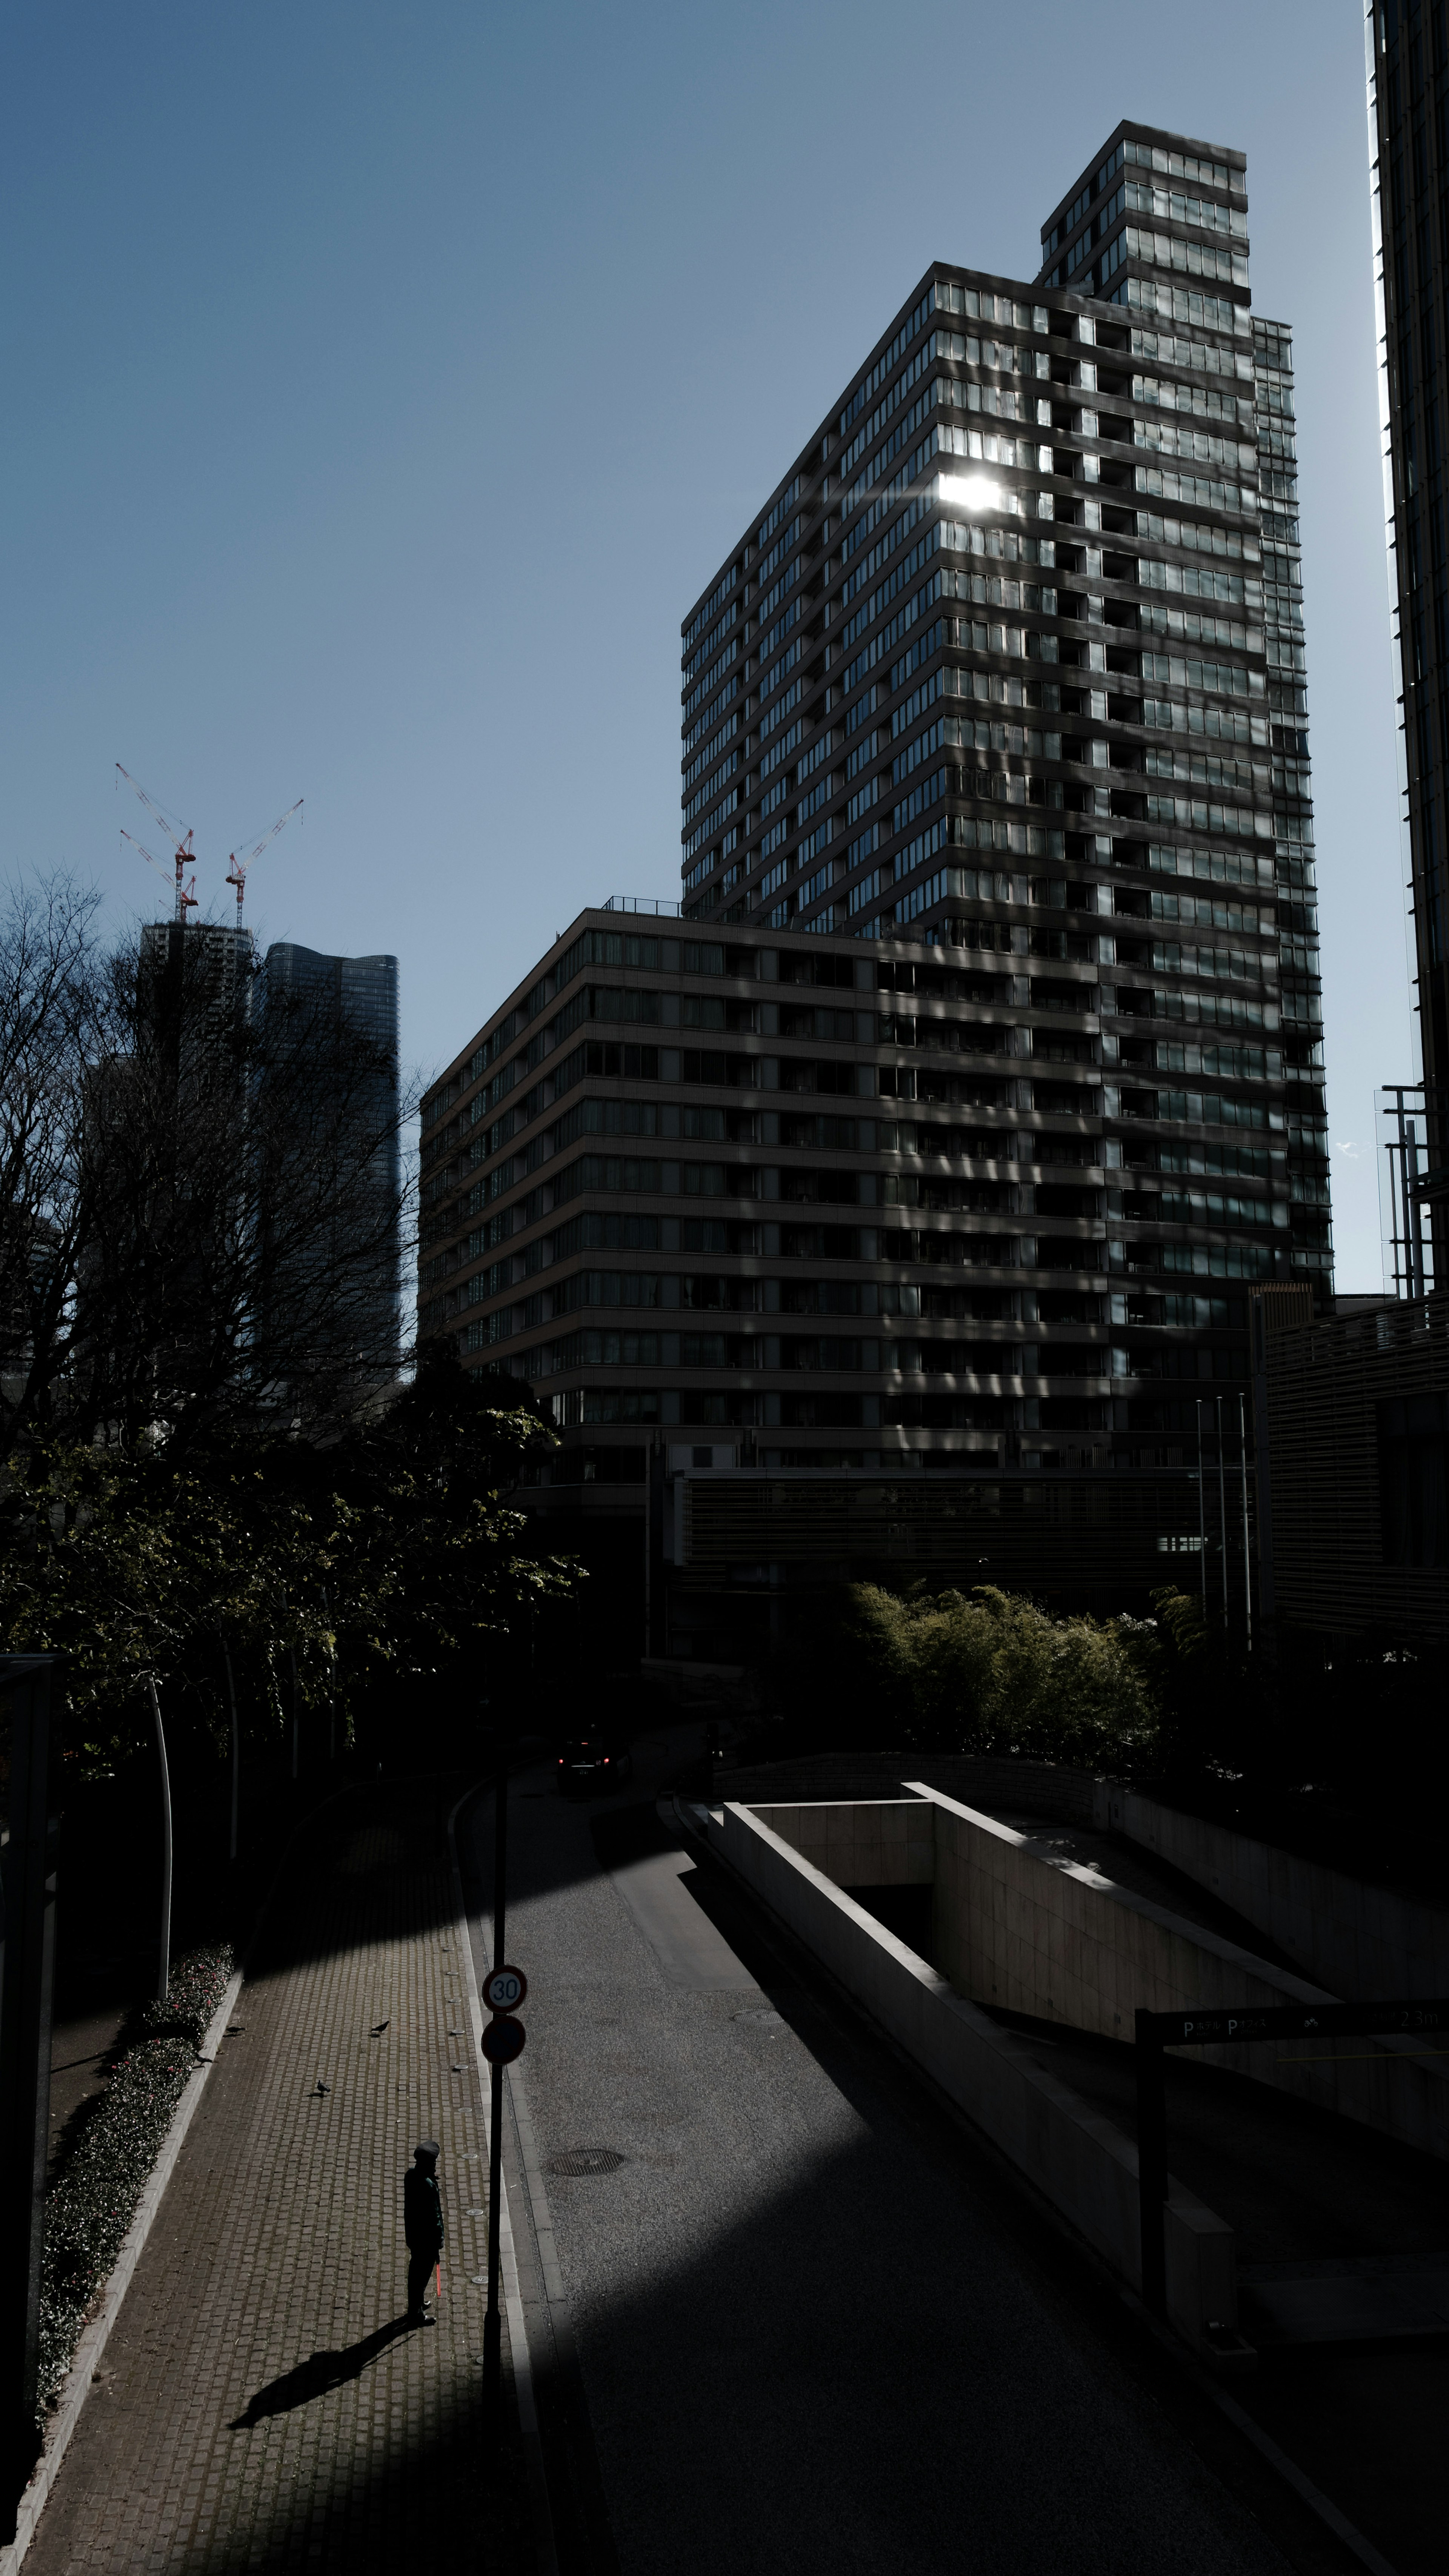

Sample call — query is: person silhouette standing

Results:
[404,2140,445,2325]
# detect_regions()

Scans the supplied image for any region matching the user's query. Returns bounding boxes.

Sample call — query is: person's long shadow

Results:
[229,2318,412,2428]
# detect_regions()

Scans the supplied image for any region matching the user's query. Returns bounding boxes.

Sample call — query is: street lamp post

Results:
[145,1674,173,2004]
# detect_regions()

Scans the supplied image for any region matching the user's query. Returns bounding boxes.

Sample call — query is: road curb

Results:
[0,1965,245,2576]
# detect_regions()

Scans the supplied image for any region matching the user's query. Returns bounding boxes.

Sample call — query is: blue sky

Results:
[2,1,1406,1287]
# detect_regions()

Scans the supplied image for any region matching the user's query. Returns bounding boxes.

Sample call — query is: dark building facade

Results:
[419,905,1253,1650]
[419,117,1329,1651]
[263,942,403,1393]
[1254,1283,1449,1644]
[1369,3,1449,1275]
[680,119,1329,1321]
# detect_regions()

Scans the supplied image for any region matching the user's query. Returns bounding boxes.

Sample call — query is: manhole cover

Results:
[548,2148,627,2177]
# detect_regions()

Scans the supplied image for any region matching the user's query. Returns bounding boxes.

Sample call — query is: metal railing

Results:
[600,895,683,917]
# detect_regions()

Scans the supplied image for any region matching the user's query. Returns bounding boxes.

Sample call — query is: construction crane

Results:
[119,827,198,921]
[225,798,303,928]
[116,765,197,922]
[119,827,199,921]
[116,765,303,927]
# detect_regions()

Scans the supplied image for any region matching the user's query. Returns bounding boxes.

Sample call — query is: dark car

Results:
[556,1733,634,1797]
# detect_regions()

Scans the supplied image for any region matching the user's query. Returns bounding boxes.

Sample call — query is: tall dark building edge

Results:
[1369,0,1449,1277]
[265,941,403,1388]
[420,116,1329,1648]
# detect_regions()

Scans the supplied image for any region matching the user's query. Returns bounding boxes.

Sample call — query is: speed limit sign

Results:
[483,1964,528,2014]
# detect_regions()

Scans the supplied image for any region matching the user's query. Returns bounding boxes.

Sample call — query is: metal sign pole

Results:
[0,1656,62,2539]
[1215,1395,1229,1627]
[1195,1400,1207,1611]
[1238,1393,1253,1654]
[482,1757,509,2417]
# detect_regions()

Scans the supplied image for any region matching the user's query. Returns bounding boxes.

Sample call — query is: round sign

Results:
[483,1964,528,2014]
[481,2016,526,2066]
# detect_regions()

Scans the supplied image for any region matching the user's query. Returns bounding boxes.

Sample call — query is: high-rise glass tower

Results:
[263,942,403,1389]
[677,117,1331,1449]
[1367,1,1448,1282]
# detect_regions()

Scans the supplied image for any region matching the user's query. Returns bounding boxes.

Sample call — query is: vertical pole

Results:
[1238,1393,1253,1654]
[494,1753,508,1971]
[1135,2011,1168,2320]
[1195,1399,1207,1611]
[1215,1394,1229,1627]
[289,1650,299,1783]
[0,1658,61,2536]
[483,1756,509,2418]
[222,1637,240,1864]
[145,1675,172,2005]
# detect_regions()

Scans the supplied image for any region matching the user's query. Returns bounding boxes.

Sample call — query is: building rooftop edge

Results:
[423,901,994,1104]
[1037,118,1248,243]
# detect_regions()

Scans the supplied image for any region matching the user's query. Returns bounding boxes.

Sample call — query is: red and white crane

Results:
[116,766,303,927]
[225,798,303,927]
[116,765,197,921]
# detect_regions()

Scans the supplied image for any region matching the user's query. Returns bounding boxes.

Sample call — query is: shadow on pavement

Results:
[228,2319,413,2427]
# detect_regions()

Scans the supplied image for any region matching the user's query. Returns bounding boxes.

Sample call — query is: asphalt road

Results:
[459,1729,1346,2576]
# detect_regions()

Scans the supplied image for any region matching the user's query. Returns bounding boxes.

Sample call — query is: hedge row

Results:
[37,1943,235,2420]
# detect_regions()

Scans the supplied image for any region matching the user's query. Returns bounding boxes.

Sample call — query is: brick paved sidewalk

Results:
[26,1778,529,2576]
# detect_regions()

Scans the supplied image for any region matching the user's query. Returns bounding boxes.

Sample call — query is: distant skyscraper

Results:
[1367,3,1448,1282]
[139,919,254,1043]
[263,943,402,1394]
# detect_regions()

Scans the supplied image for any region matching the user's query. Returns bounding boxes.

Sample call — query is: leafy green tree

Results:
[0,1354,578,1778]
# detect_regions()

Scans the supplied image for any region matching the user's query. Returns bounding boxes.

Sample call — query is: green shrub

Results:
[848,1583,1159,1769]
[134,1943,236,2052]
[36,1944,234,2420]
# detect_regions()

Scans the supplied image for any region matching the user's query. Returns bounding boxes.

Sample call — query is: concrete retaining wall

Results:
[915,1786,1449,2161]
[921,1785,1329,2045]
[718,1755,1449,2016]
[714,1799,1236,2348]
[1096,1782,1449,2004]
[750,1789,1449,2162]
[749,1799,934,1888]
